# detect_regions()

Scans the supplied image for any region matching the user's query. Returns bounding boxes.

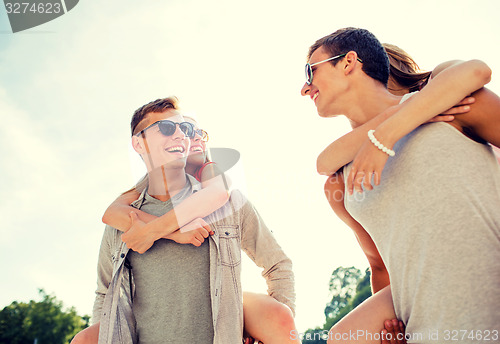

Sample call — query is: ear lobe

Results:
[132,136,146,154]
[344,51,360,74]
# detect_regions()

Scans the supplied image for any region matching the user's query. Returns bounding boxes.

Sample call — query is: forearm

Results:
[102,203,157,232]
[376,60,492,147]
[144,181,229,240]
[171,179,229,226]
[317,109,395,175]
[199,175,230,215]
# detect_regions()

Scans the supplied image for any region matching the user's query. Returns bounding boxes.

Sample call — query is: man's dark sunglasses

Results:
[135,120,195,138]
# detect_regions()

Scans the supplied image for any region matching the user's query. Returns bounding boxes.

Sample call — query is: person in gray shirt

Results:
[72,97,296,344]
[301,27,500,343]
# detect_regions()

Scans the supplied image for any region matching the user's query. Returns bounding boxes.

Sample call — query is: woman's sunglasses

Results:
[135,120,195,138]
[194,129,209,142]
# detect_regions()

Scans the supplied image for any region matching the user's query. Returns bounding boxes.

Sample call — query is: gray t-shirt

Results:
[345,122,500,343]
[128,179,213,344]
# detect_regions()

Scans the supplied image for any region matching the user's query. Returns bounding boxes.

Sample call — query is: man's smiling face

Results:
[132,110,191,171]
[301,46,349,118]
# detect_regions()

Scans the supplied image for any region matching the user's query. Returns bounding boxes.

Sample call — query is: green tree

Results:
[324,266,362,319]
[300,328,329,344]
[0,289,89,344]
[302,266,372,344]
[0,301,30,344]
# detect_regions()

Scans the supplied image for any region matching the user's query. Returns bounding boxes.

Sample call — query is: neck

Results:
[345,79,402,129]
[185,163,198,177]
[146,165,187,202]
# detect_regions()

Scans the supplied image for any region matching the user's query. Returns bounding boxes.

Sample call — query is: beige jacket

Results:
[93,177,295,344]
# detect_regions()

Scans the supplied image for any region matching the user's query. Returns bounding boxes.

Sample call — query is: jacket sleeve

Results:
[239,195,296,316]
[92,226,116,324]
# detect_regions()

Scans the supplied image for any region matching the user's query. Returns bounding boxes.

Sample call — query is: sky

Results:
[0,0,499,334]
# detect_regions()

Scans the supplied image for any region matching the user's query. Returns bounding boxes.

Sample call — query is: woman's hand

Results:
[167,218,213,247]
[347,138,387,195]
[347,96,474,194]
[381,319,407,344]
[179,218,214,235]
[427,96,474,122]
[121,212,156,254]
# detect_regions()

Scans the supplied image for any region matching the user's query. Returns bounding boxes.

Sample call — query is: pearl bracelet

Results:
[367,130,395,157]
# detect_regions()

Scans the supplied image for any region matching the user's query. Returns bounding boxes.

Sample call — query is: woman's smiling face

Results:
[185,116,208,167]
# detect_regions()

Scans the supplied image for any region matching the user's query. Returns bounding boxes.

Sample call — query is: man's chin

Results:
[153,157,187,171]
[318,108,341,118]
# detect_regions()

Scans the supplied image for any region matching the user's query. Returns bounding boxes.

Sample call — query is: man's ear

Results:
[132,135,147,154]
[344,51,361,75]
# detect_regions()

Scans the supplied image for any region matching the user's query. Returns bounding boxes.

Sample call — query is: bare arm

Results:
[317,59,489,176]
[324,173,389,293]
[317,106,398,176]
[104,164,231,253]
[374,59,492,149]
[154,163,230,235]
[347,86,500,194]
[197,163,231,214]
[454,87,500,148]
[102,189,157,231]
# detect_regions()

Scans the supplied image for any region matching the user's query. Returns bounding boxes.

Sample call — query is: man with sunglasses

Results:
[75,97,295,344]
[301,27,500,343]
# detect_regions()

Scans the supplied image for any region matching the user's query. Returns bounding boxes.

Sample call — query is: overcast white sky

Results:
[0,0,499,333]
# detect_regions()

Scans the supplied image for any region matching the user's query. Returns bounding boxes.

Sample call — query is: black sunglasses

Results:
[135,120,195,138]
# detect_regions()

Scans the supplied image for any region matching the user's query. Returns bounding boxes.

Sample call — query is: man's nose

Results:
[301,82,311,96]
[172,124,187,139]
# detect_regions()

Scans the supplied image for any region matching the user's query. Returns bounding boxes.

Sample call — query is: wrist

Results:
[373,122,399,149]
[164,231,177,240]
[367,130,395,157]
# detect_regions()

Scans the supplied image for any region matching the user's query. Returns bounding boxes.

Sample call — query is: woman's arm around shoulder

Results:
[102,188,158,231]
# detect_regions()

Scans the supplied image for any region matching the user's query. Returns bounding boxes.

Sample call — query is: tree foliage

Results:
[302,266,372,344]
[324,266,363,319]
[0,289,89,344]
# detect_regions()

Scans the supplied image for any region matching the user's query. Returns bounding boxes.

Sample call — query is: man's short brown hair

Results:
[131,97,180,136]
